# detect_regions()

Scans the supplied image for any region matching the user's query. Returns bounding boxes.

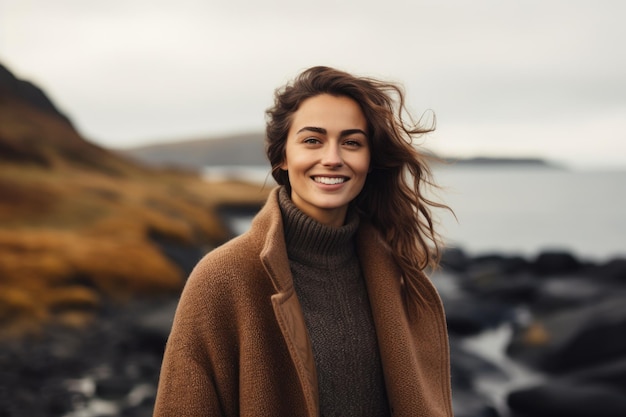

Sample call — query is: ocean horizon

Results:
[203,164,626,262]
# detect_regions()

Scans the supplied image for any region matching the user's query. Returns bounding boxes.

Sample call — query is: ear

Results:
[280,158,288,171]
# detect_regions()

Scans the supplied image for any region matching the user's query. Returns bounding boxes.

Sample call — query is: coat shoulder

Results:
[185,232,264,294]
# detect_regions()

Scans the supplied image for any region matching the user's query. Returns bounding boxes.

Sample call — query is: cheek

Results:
[357,154,372,175]
[282,150,312,172]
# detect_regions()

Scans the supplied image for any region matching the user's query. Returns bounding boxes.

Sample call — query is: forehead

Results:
[290,94,367,131]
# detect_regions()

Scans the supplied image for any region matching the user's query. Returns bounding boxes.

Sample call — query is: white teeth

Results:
[313,176,346,185]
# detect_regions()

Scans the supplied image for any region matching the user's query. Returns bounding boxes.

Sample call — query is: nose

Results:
[321,143,343,167]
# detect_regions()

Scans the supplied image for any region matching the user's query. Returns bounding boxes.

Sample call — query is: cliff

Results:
[0,63,268,337]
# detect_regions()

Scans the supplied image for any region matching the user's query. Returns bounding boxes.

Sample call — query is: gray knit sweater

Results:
[279,189,390,417]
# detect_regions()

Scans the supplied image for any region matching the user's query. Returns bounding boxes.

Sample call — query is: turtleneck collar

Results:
[278,187,359,268]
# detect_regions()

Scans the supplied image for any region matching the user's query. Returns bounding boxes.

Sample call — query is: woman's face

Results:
[280,94,370,227]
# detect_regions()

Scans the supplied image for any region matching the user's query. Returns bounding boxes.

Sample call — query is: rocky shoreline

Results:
[1,249,625,417]
[0,296,178,417]
[440,249,626,417]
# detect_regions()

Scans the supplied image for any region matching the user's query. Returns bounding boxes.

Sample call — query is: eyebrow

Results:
[296,126,368,138]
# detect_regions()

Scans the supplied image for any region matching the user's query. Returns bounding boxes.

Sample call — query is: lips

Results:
[312,176,348,185]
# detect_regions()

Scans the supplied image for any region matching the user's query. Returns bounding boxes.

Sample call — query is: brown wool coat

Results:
[153,187,453,417]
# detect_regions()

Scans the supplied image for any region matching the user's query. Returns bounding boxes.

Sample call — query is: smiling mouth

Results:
[312,176,347,185]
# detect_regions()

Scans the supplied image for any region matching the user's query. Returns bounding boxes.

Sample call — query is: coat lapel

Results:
[357,223,453,417]
[270,288,319,417]
[256,188,319,417]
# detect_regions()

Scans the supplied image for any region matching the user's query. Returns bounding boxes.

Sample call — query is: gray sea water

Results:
[432,166,626,261]
[203,165,626,261]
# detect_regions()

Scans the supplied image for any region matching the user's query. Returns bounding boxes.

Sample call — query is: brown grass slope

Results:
[0,64,268,337]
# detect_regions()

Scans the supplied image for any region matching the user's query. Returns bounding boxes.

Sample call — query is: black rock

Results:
[595,258,626,284]
[96,375,136,400]
[471,254,531,275]
[445,297,515,336]
[567,357,626,388]
[441,247,470,273]
[533,251,582,275]
[459,269,537,304]
[507,296,626,373]
[0,296,177,417]
[450,341,508,389]
[130,298,178,354]
[508,381,626,417]
[453,389,500,417]
[532,275,609,311]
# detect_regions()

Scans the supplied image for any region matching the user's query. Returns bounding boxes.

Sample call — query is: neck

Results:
[278,187,359,266]
[289,193,348,228]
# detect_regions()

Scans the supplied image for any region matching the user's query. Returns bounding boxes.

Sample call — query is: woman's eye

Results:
[303,137,321,144]
[344,140,362,147]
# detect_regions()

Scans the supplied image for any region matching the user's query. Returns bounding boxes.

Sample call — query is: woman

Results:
[154,66,453,416]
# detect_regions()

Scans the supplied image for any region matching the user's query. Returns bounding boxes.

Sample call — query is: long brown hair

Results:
[265,66,450,308]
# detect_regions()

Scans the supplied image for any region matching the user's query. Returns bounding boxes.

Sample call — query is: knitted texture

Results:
[279,188,390,417]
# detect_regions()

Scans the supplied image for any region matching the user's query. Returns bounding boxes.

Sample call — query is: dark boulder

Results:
[441,247,470,273]
[448,339,507,417]
[445,297,515,336]
[450,340,508,388]
[595,257,626,284]
[507,296,626,373]
[471,254,531,275]
[458,254,536,304]
[130,298,178,354]
[532,275,609,312]
[533,251,582,275]
[508,380,626,417]
[96,375,136,400]
[459,269,537,304]
[453,389,500,417]
[567,357,626,387]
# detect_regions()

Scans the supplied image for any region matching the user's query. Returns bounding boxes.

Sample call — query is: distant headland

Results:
[120,133,561,171]
[440,156,561,168]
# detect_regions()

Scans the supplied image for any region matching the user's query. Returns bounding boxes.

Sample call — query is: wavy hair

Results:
[265,66,450,309]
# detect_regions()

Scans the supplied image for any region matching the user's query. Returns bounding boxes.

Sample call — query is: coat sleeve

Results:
[153,334,223,416]
[153,260,235,417]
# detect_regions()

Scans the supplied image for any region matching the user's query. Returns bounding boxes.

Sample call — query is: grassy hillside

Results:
[0,64,269,337]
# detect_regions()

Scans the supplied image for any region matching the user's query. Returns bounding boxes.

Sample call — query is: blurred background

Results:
[1,1,625,416]
[3,0,626,169]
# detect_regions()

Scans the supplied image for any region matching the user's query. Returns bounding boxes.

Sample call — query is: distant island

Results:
[440,156,561,168]
[120,134,561,171]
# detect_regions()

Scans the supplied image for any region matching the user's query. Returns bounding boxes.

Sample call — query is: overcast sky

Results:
[1,0,625,169]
